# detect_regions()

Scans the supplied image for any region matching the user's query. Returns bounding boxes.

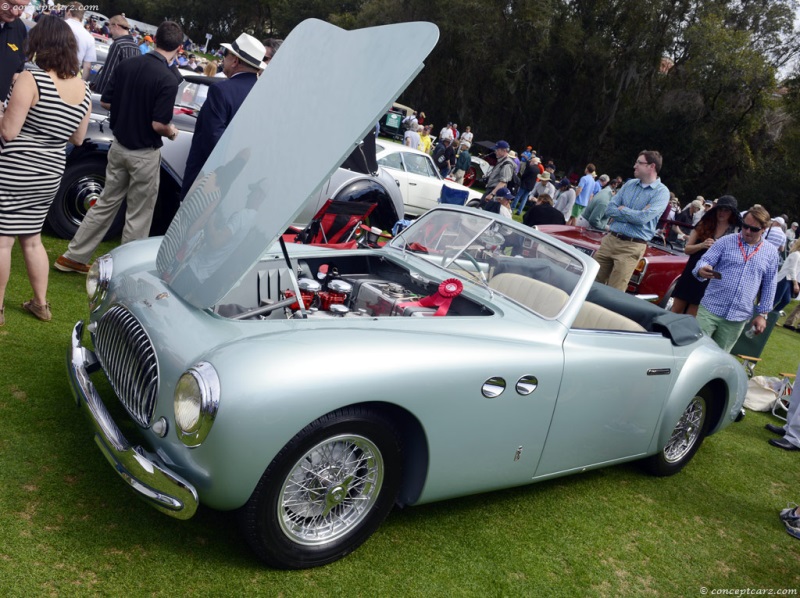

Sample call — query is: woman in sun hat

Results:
[670,195,740,316]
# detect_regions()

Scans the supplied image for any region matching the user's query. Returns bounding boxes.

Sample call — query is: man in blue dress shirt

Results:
[593,150,670,291]
[693,205,779,352]
[181,33,267,199]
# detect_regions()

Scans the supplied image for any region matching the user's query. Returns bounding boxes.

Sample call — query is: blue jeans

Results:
[773,279,795,313]
[512,187,530,214]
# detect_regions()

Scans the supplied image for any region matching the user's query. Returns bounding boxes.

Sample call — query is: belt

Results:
[611,232,646,244]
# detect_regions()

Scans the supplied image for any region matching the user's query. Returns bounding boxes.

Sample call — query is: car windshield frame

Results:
[387,207,586,319]
[401,151,441,180]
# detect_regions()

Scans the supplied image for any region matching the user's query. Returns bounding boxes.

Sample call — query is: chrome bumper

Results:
[68,321,198,520]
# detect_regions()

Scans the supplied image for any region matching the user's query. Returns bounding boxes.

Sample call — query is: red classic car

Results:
[537,225,688,306]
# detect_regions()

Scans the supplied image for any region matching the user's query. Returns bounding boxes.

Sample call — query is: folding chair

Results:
[288,200,377,249]
[772,372,795,421]
[439,184,469,206]
[732,310,781,377]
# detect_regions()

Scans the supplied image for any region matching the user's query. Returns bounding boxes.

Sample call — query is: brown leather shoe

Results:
[54,255,90,274]
[22,299,52,322]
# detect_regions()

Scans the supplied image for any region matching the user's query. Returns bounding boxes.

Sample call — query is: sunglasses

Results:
[741,224,763,232]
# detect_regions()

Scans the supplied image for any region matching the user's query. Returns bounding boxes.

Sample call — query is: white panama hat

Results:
[221,33,267,70]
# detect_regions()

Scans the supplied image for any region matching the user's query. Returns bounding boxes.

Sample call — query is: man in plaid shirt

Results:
[692,205,779,352]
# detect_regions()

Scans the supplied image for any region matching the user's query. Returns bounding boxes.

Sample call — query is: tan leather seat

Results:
[488,273,568,318]
[573,301,646,332]
[488,272,645,332]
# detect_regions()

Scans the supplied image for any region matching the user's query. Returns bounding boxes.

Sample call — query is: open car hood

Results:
[156,19,439,308]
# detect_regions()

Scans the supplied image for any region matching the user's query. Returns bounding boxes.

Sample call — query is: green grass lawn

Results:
[1,233,798,595]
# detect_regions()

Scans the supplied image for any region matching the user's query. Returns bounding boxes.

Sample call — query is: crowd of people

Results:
[0,0,798,543]
[0,1,281,326]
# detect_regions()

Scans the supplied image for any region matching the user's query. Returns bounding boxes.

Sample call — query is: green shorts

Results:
[571,204,586,218]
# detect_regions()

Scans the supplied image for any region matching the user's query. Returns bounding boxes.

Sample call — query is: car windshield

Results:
[176,79,210,111]
[388,209,585,318]
[402,152,440,178]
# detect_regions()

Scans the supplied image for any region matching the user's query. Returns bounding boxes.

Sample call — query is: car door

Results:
[400,151,444,214]
[411,315,569,503]
[376,150,412,210]
[533,330,675,478]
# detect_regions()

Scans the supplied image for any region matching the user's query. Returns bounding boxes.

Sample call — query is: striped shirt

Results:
[604,177,670,241]
[0,68,90,235]
[92,35,140,95]
[693,232,779,321]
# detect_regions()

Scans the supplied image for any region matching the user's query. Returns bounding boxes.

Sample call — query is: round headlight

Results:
[86,254,112,312]
[174,362,220,446]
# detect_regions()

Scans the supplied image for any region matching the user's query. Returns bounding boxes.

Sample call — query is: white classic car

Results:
[376,141,483,216]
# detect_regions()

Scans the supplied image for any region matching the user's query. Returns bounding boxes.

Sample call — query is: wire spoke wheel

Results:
[663,396,706,464]
[278,434,384,545]
[240,408,402,569]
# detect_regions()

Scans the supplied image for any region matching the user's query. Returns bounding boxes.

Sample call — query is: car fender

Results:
[66,135,112,163]
[298,168,404,231]
[649,341,746,454]
[165,320,545,510]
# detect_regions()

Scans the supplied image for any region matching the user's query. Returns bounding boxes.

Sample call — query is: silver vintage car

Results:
[67,19,747,570]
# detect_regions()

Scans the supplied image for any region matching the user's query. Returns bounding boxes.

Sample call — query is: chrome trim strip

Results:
[68,321,198,519]
[89,254,113,312]
[647,368,671,376]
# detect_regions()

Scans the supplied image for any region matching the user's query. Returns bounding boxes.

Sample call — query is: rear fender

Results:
[649,344,745,453]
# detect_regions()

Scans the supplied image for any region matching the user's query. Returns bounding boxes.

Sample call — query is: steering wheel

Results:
[441,249,487,284]
[478,230,506,250]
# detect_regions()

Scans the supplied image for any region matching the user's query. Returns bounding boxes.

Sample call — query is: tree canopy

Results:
[98,0,800,217]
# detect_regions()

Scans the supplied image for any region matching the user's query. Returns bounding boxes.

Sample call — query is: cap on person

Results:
[773,216,786,226]
[792,222,798,228]
[144,35,153,42]
[495,188,514,200]
[599,174,610,183]
[494,140,510,150]
[109,15,130,30]
[539,172,551,181]
[221,33,268,69]
[713,195,737,211]
[558,178,571,188]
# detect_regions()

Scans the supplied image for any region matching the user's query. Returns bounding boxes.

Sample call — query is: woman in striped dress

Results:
[0,16,91,325]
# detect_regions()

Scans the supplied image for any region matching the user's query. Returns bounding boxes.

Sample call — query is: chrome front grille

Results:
[94,305,159,427]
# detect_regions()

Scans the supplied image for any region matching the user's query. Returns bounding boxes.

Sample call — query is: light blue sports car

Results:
[67,19,747,569]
